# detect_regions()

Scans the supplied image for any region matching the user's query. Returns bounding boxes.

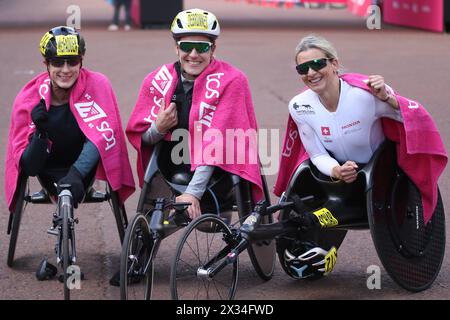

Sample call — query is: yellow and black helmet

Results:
[39,26,86,59]
[171,8,220,40]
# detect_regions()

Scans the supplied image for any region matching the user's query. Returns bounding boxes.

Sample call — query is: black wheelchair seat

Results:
[143,141,235,214]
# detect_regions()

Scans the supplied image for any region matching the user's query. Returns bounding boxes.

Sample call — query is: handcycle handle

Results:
[251,200,295,217]
[266,201,294,215]
[170,201,192,212]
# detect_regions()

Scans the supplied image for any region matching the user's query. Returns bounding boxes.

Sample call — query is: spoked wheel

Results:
[368,171,446,292]
[120,213,154,300]
[61,199,72,300]
[171,214,239,300]
[7,174,29,267]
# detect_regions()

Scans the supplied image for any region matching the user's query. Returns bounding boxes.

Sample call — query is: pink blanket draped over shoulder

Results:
[126,59,264,201]
[5,68,135,211]
[274,73,447,224]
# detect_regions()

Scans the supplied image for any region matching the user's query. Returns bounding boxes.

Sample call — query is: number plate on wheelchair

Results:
[312,208,338,228]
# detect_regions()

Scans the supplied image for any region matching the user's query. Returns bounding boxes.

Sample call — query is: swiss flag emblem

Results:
[321,126,331,136]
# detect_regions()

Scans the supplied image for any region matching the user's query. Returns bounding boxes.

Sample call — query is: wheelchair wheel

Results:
[7,174,29,267]
[107,184,128,244]
[236,177,276,281]
[170,214,238,300]
[120,213,154,300]
[61,199,71,300]
[368,171,446,292]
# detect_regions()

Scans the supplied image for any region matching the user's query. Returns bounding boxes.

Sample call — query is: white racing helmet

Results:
[171,8,220,40]
[283,241,337,279]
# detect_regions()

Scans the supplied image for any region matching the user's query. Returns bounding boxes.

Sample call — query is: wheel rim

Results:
[121,214,153,300]
[171,215,238,300]
[62,204,71,300]
[368,178,446,292]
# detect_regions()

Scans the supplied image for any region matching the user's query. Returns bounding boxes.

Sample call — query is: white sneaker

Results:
[124,24,131,31]
[108,24,119,31]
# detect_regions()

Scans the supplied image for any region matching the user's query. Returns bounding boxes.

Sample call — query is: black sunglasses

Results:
[177,41,213,54]
[48,57,82,68]
[296,58,330,75]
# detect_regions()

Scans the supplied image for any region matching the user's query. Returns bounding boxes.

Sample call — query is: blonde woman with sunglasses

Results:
[274,34,446,279]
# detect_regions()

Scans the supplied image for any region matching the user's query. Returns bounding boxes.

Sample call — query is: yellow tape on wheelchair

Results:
[324,247,337,274]
[55,35,79,56]
[312,208,338,227]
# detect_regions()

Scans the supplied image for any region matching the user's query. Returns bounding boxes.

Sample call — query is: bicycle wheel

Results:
[170,214,238,300]
[7,174,28,267]
[61,197,71,300]
[120,213,153,300]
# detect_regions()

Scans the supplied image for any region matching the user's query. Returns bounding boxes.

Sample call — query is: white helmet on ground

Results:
[171,8,220,40]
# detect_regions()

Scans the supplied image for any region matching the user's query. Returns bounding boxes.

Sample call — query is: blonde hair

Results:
[295,34,343,73]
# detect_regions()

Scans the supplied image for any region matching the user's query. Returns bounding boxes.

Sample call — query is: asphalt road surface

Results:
[0,0,449,300]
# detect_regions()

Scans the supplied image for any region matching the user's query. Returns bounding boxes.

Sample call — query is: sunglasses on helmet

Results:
[296,58,330,75]
[47,57,82,68]
[177,41,213,54]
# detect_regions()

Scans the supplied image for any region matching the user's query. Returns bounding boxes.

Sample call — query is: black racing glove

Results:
[31,99,49,133]
[57,166,85,208]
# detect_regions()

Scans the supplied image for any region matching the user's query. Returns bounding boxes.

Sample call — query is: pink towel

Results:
[126,59,263,201]
[5,68,135,211]
[274,73,447,224]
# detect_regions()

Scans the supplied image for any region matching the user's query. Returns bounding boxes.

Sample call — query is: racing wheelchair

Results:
[119,141,276,300]
[169,140,446,299]
[6,170,128,300]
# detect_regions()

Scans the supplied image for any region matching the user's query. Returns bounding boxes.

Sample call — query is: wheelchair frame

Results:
[6,172,128,299]
[119,142,276,300]
[169,140,446,299]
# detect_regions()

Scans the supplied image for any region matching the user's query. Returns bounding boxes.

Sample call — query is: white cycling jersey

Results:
[289,79,403,177]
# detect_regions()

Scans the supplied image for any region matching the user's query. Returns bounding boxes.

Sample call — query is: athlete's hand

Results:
[332,161,358,183]
[176,193,201,219]
[366,75,390,102]
[155,98,178,134]
[31,99,49,133]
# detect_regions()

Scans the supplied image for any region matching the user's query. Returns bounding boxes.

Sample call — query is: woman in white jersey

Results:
[274,34,446,281]
[289,34,402,183]
[277,34,404,280]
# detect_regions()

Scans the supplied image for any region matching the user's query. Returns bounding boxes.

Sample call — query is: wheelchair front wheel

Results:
[120,213,154,300]
[61,199,71,300]
[170,214,239,300]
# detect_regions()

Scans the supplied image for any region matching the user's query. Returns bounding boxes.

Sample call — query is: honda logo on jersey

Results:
[199,101,216,127]
[151,65,173,96]
[74,100,107,122]
[321,126,331,136]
